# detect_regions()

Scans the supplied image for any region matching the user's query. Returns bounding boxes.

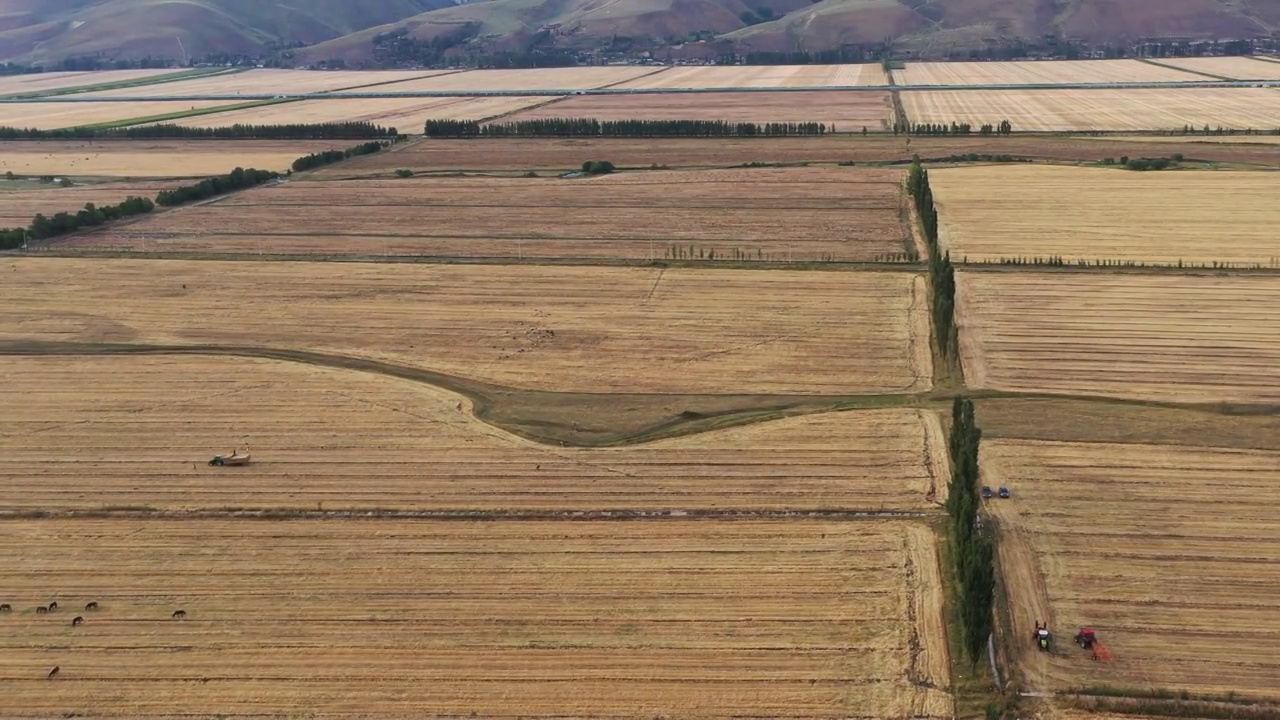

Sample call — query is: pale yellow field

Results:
[0,518,951,718]
[1155,56,1280,80]
[0,140,336,178]
[0,355,944,513]
[0,100,231,130]
[895,59,1200,85]
[79,69,447,99]
[348,66,661,93]
[957,272,1280,404]
[614,63,886,89]
[930,165,1280,265]
[985,439,1280,698]
[0,69,181,96]
[1,259,932,395]
[1087,134,1280,145]
[900,88,1280,131]
[180,96,553,131]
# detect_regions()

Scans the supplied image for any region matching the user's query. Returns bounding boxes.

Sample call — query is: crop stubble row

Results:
[79,168,913,262]
[984,440,1280,698]
[0,518,951,718]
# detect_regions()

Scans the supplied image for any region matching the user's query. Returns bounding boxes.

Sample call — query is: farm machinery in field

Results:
[1033,621,1052,652]
[1074,628,1113,662]
[208,450,251,467]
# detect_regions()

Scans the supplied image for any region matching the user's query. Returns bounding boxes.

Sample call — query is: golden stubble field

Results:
[0,69,180,96]
[956,272,1280,405]
[0,140,337,178]
[0,100,233,130]
[983,439,1280,698]
[1,258,932,395]
[0,517,951,718]
[930,165,1280,266]
[900,88,1280,131]
[0,355,946,513]
[1154,56,1280,80]
[77,167,915,262]
[181,96,555,131]
[894,59,1201,85]
[614,64,887,89]
[78,69,448,98]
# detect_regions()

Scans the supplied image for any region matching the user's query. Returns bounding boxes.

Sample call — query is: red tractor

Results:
[1074,628,1113,662]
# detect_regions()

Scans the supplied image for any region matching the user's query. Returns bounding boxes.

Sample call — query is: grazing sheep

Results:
[85,601,98,611]
[0,603,11,613]
[35,606,48,615]
[71,616,84,627]
[172,610,186,619]
[47,601,57,612]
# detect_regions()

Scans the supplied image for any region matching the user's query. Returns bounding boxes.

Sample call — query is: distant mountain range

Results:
[1,0,1277,64]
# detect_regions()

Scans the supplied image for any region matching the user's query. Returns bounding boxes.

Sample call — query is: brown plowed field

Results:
[930,165,1280,266]
[900,88,1280,131]
[77,167,913,262]
[319,136,1280,175]
[499,91,895,131]
[0,518,952,718]
[0,355,944,513]
[0,140,336,178]
[984,439,1280,698]
[1,258,932,395]
[956,272,1280,405]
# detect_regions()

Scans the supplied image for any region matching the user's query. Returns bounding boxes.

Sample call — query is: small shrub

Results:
[580,160,616,175]
[394,169,414,178]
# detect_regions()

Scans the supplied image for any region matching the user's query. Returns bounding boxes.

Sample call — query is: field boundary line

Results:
[1136,57,1235,82]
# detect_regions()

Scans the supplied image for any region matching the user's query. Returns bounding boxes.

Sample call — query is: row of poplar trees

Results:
[906,158,958,361]
[946,398,996,666]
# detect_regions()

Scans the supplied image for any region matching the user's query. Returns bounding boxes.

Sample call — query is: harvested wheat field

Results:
[0,517,951,718]
[895,59,1200,86]
[0,69,183,96]
[615,64,886,89]
[900,88,1280,131]
[930,165,1280,265]
[79,167,913,261]
[179,96,554,131]
[1,259,931,395]
[0,355,944,512]
[0,181,171,224]
[0,140,336,178]
[957,272,1280,405]
[1088,134,1280,145]
[984,439,1280,698]
[79,69,446,99]
[351,66,661,94]
[1155,56,1280,80]
[501,91,894,131]
[0,100,234,130]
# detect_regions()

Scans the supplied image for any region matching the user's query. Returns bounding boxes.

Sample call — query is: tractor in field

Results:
[208,451,251,467]
[1074,628,1113,662]
[1033,621,1052,652]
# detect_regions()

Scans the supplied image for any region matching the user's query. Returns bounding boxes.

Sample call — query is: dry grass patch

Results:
[178,96,553,131]
[79,167,913,262]
[0,355,944,513]
[501,91,894,131]
[895,60,1200,85]
[2,258,931,395]
[931,165,1280,266]
[0,518,951,718]
[0,140,337,178]
[900,88,1280,131]
[615,64,887,89]
[985,439,1280,698]
[957,272,1280,405]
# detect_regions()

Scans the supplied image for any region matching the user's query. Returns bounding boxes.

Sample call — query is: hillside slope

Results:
[304,0,1280,62]
[0,0,455,63]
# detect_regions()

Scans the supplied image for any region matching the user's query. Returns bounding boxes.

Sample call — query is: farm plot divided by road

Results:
[0,518,951,718]
[899,88,1280,131]
[79,167,913,262]
[929,165,1280,266]
[894,59,1200,85]
[78,69,448,98]
[1,259,932,395]
[0,355,946,514]
[956,273,1280,405]
[0,100,235,130]
[344,66,662,93]
[500,91,895,131]
[177,96,555,131]
[983,440,1280,698]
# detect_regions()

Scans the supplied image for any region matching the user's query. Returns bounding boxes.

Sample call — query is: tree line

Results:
[156,167,279,207]
[906,158,959,362]
[291,141,390,172]
[0,196,155,248]
[945,397,996,666]
[0,122,399,141]
[425,118,830,138]
[894,120,1014,136]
